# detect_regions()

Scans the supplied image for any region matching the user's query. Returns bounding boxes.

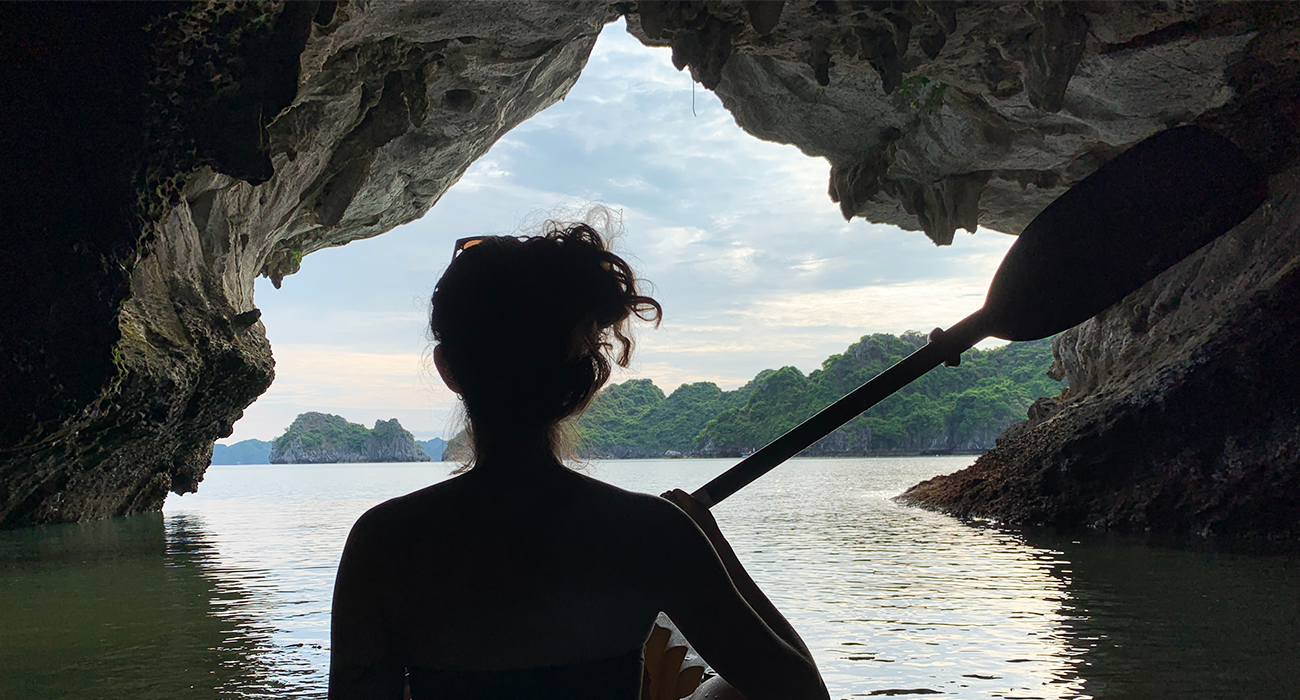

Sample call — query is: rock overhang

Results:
[1,1,1298,544]
[627,1,1291,243]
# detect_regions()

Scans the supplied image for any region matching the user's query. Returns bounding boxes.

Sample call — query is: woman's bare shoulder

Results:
[570,473,710,545]
[572,472,677,513]
[346,475,472,538]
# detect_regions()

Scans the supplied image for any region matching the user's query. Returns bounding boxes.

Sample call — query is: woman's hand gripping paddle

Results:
[690,125,1268,509]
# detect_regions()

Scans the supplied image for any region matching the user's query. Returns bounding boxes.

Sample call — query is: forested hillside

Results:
[575,332,1061,458]
[270,413,431,464]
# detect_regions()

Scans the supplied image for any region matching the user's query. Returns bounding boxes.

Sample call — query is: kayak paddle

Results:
[691,125,1268,508]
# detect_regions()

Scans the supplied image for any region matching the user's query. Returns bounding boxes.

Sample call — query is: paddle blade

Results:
[983,125,1267,342]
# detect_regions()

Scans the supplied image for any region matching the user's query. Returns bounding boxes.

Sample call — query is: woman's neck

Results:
[465,421,567,481]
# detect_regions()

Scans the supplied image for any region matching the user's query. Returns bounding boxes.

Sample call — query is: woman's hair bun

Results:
[430,221,661,430]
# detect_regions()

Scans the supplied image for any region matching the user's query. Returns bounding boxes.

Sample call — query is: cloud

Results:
[260,345,442,404]
[225,19,1022,443]
[746,275,993,332]
[226,344,460,442]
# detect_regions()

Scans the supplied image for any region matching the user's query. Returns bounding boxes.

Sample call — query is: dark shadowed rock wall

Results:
[626,1,1300,550]
[0,1,615,527]
[902,166,1300,552]
[627,1,1297,243]
[3,0,1300,548]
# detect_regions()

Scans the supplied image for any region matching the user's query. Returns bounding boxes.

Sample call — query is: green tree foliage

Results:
[574,333,1063,457]
[370,418,415,443]
[640,381,749,452]
[578,379,664,453]
[273,412,371,454]
[576,379,750,457]
[270,413,431,463]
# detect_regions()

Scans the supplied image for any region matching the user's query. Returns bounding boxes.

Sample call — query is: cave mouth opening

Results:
[225,17,1018,450]
[5,2,1298,557]
[5,4,1300,698]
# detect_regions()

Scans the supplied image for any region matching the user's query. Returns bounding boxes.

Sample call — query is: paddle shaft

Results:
[686,128,1265,509]
[691,311,990,508]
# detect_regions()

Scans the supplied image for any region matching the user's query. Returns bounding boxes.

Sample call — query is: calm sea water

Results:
[1,458,1296,699]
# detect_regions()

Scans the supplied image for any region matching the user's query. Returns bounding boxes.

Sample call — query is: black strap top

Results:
[407,646,644,700]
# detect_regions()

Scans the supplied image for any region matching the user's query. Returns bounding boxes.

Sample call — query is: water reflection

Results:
[167,513,319,698]
[627,458,1091,698]
[0,512,293,699]
[1021,530,1300,700]
[1,459,1296,699]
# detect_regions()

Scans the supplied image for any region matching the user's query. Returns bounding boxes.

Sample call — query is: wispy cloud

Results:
[226,20,1020,443]
[233,344,459,442]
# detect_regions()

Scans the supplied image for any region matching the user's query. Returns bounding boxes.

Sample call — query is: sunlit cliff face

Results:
[2,1,1299,547]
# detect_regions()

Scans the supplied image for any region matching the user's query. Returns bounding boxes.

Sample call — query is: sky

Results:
[222,20,1017,444]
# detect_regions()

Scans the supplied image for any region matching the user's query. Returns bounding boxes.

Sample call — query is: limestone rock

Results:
[627,1,1280,243]
[210,439,273,465]
[5,0,1300,551]
[628,1,1300,550]
[0,1,615,526]
[417,438,449,462]
[902,167,1300,552]
[269,413,429,464]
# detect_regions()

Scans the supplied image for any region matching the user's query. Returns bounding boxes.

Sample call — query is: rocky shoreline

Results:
[901,169,1300,554]
[269,413,430,465]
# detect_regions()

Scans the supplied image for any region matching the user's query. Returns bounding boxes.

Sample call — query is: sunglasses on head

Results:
[453,235,532,259]
[452,236,487,258]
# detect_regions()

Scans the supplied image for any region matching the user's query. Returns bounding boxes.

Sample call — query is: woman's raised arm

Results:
[646,493,829,700]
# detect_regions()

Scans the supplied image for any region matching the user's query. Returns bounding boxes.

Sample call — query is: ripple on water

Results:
[2,458,1297,699]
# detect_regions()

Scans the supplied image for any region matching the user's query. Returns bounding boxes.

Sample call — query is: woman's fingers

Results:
[661,489,703,517]
[662,489,723,537]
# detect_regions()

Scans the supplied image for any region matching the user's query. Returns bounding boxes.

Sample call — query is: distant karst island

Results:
[270,413,434,464]
[219,332,1059,465]
[212,414,447,465]
[571,332,1062,459]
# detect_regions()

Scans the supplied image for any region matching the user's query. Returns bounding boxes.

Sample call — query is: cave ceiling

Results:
[1,1,1299,546]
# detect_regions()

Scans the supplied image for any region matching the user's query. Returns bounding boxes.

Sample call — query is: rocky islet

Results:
[269,412,430,464]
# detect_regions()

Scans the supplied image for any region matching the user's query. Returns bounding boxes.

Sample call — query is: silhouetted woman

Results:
[329,223,828,700]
